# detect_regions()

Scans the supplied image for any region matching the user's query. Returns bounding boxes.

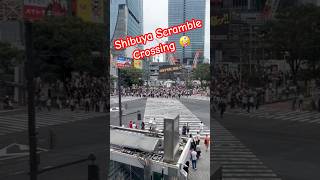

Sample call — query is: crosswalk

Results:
[183,95,210,101]
[227,107,320,124]
[143,98,210,136]
[212,120,281,180]
[110,96,144,105]
[0,110,107,136]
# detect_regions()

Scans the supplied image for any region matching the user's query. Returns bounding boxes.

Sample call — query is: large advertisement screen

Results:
[23,0,68,21]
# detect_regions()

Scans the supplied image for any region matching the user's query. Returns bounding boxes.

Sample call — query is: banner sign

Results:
[159,65,182,74]
[23,0,68,21]
[212,10,230,39]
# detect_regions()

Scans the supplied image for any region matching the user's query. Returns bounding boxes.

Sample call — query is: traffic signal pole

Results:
[25,21,38,180]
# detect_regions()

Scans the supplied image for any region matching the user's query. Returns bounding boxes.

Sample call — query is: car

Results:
[110,107,125,112]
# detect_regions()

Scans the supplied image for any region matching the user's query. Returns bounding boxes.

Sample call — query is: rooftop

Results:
[110,126,191,175]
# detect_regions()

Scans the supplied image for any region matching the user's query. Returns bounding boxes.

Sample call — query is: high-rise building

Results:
[168,0,206,65]
[110,0,143,58]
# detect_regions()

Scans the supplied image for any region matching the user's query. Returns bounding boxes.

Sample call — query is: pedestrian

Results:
[219,99,226,118]
[56,97,62,110]
[204,134,210,152]
[183,161,189,176]
[199,122,204,134]
[196,144,201,159]
[132,122,137,129]
[182,123,187,136]
[190,149,197,170]
[70,98,75,111]
[292,96,297,111]
[248,95,254,113]
[85,96,90,112]
[190,134,197,150]
[256,93,260,110]
[298,93,304,111]
[46,98,51,112]
[318,97,320,112]
[129,120,133,128]
[141,121,145,130]
[196,131,201,145]
[186,123,190,136]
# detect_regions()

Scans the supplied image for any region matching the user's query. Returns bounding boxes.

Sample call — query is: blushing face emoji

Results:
[179,36,190,47]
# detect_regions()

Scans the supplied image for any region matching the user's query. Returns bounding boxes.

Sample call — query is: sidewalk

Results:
[187,141,210,180]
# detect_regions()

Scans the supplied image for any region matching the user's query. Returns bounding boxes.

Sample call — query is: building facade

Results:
[168,0,206,65]
[110,0,143,81]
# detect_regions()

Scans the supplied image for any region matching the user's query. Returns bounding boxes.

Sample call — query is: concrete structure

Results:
[168,0,206,65]
[109,121,191,180]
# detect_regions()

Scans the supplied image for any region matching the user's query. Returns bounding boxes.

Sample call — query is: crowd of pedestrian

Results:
[212,66,320,116]
[34,73,108,112]
[119,85,208,98]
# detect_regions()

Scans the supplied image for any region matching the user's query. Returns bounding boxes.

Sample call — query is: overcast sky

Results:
[143,0,210,60]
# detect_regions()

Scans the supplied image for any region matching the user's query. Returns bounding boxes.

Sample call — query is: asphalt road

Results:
[216,110,320,180]
[0,113,108,180]
[110,98,147,127]
[179,98,210,127]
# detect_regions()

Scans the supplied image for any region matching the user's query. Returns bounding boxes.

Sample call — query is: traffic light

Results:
[137,111,141,121]
[88,164,99,180]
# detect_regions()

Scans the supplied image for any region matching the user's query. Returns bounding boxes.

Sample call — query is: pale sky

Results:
[143,0,210,61]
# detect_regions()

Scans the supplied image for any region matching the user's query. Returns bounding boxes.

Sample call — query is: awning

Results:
[110,129,160,153]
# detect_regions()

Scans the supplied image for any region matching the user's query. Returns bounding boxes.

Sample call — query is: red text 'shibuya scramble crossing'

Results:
[113,19,203,59]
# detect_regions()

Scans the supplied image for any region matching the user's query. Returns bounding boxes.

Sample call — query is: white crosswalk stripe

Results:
[110,96,144,105]
[182,95,210,101]
[212,121,281,179]
[227,107,320,124]
[143,98,210,136]
[0,110,107,136]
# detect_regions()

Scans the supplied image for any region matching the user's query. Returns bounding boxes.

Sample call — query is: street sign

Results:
[159,65,182,74]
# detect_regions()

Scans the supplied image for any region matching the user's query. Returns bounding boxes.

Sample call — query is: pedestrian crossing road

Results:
[0,110,107,136]
[143,98,210,136]
[227,107,320,125]
[212,120,281,180]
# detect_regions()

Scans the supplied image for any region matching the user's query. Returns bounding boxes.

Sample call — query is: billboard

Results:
[23,0,68,21]
[76,0,104,23]
[159,65,182,74]
[133,59,142,69]
[116,56,131,69]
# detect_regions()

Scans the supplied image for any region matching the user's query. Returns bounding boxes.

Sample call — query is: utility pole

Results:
[118,68,122,126]
[25,21,38,180]
[249,24,252,75]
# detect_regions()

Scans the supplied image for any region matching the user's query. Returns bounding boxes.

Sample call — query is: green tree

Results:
[32,16,105,82]
[120,68,143,87]
[0,42,23,82]
[192,63,210,87]
[265,4,320,84]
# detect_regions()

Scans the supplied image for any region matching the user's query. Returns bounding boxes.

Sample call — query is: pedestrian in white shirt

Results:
[199,122,204,134]
[190,149,197,170]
